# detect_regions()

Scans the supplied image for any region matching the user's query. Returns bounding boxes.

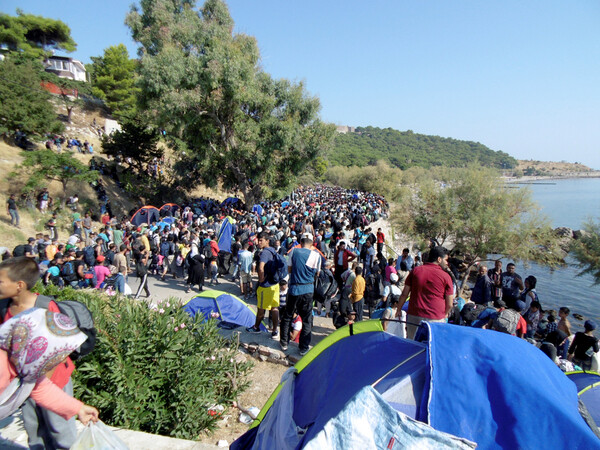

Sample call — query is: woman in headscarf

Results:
[0,308,99,424]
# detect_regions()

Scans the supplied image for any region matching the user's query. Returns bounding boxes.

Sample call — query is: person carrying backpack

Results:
[279,233,321,355]
[0,257,99,448]
[246,232,283,336]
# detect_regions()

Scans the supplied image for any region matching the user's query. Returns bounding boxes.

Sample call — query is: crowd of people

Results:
[1,181,599,446]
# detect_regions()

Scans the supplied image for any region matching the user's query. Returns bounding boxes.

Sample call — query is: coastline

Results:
[503,171,600,183]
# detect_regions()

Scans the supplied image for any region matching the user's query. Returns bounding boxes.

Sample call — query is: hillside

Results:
[329,126,517,170]
[514,159,599,178]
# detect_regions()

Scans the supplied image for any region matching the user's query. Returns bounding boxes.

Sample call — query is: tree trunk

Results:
[66,105,73,123]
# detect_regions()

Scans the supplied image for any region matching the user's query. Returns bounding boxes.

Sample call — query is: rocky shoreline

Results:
[504,172,600,183]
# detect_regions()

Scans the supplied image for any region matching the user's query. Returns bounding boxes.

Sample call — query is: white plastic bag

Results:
[123,283,132,296]
[71,420,129,450]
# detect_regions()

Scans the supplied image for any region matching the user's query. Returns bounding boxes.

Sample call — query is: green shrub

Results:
[34,284,252,439]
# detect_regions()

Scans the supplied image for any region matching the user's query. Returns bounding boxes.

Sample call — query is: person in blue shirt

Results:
[280,233,321,355]
[396,248,414,272]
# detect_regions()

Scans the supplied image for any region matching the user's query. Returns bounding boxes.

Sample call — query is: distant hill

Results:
[328,126,518,170]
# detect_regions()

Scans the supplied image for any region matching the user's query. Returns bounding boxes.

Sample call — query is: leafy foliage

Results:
[14,150,98,200]
[33,284,252,439]
[101,119,162,173]
[393,166,564,291]
[90,44,140,120]
[571,219,600,285]
[330,126,517,170]
[126,0,335,206]
[0,58,63,135]
[0,10,76,59]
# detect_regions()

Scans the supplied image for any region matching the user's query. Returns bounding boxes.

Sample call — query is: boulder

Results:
[554,227,574,238]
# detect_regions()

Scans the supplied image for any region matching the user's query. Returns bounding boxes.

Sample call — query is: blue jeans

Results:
[115,273,125,293]
[9,208,19,226]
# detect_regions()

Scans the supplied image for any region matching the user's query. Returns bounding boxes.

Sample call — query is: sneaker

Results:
[299,348,309,356]
[280,342,288,351]
[271,331,279,340]
[246,326,261,334]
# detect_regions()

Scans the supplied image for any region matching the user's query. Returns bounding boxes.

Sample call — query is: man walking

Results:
[280,233,321,355]
[6,194,19,228]
[397,246,454,339]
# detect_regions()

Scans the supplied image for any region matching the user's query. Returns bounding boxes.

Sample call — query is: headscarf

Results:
[0,308,86,420]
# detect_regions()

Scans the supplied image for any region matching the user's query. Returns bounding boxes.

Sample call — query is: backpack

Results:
[169,242,176,256]
[493,309,521,335]
[83,245,96,267]
[0,295,96,360]
[460,303,488,325]
[203,244,214,261]
[13,244,26,257]
[61,261,77,282]
[160,241,171,257]
[264,247,288,285]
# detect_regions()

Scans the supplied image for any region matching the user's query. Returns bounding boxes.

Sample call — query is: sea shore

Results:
[503,171,600,183]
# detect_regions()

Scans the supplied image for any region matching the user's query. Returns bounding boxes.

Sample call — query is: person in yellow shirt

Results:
[350,265,366,321]
[45,239,59,261]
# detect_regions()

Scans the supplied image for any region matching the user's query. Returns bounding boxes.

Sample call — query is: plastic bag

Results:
[123,283,132,296]
[71,420,129,450]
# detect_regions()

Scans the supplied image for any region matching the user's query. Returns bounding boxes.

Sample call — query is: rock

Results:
[247,344,258,353]
[573,229,588,240]
[235,352,247,364]
[258,347,271,357]
[258,354,268,362]
[554,227,574,238]
[217,439,229,447]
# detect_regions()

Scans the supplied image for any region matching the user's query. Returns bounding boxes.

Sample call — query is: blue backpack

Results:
[264,248,287,284]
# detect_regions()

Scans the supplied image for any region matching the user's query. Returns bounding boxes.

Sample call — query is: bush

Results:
[33,284,252,439]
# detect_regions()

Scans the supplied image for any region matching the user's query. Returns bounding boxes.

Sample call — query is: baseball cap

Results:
[585,320,597,331]
[301,232,313,241]
[96,255,105,262]
[28,237,35,242]
[390,273,399,283]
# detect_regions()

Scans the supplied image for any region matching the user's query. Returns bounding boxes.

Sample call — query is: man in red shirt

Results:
[397,246,454,339]
[334,241,356,291]
[376,228,385,254]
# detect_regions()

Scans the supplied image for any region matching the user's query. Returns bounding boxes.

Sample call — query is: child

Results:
[557,307,572,336]
[524,301,541,339]
[0,257,93,448]
[290,311,303,344]
[557,306,572,358]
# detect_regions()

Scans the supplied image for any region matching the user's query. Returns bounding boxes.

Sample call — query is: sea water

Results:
[504,178,600,325]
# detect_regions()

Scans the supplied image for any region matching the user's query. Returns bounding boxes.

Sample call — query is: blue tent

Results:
[281,201,290,208]
[130,206,160,226]
[181,290,267,331]
[232,322,599,449]
[217,217,233,253]
[252,204,264,216]
[221,197,240,207]
[567,371,600,428]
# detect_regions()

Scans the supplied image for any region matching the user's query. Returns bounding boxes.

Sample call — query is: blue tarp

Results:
[182,291,267,331]
[422,323,600,449]
[217,217,233,253]
[252,204,264,216]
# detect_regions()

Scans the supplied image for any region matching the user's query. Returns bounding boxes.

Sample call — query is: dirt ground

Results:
[197,356,287,446]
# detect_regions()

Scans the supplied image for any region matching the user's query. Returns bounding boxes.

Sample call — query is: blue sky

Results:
[3,0,600,168]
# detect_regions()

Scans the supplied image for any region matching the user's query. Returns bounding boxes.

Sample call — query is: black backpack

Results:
[203,244,214,261]
[83,245,96,267]
[0,295,96,360]
[13,244,26,257]
[61,261,77,282]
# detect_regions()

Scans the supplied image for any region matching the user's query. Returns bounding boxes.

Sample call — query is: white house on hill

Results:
[45,56,87,82]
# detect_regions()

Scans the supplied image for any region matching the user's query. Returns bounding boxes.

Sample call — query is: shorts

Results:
[257,284,280,310]
[240,271,252,284]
